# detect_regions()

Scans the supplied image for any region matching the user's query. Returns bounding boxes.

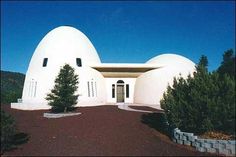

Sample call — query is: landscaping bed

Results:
[199,131,235,140]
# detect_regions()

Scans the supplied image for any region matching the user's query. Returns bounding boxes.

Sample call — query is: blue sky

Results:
[1,1,235,74]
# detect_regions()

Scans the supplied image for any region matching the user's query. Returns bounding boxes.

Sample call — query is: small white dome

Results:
[134,53,196,109]
[147,53,195,67]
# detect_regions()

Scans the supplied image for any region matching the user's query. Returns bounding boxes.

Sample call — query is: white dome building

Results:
[12,26,106,110]
[11,26,196,110]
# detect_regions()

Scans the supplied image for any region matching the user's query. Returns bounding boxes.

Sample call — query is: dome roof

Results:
[147,53,195,68]
[28,26,101,71]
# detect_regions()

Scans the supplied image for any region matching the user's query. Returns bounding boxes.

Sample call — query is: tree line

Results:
[1,71,25,104]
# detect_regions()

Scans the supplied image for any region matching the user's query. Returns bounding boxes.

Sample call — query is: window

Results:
[91,82,94,97]
[112,84,115,98]
[126,84,129,98]
[95,82,97,97]
[28,81,32,96]
[31,82,34,97]
[87,81,90,97]
[76,58,82,67]
[34,82,37,97]
[28,80,37,97]
[43,58,48,67]
[117,80,124,84]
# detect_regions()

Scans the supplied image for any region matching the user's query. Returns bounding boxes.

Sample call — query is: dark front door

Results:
[117,84,124,102]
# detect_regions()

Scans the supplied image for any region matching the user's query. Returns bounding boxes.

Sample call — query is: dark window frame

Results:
[126,84,129,98]
[112,84,115,98]
[76,58,82,67]
[43,58,48,67]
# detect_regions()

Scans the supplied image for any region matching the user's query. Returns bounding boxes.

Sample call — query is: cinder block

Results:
[191,141,196,147]
[226,143,234,150]
[195,141,201,147]
[213,142,220,149]
[174,133,179,139]
[228,140,236,145]
[196,146,206,152]
[196,139,205,143]
[219,140,228,145]
[209,140,217,145]
[201,142,206,147]
[189,136,197,142]
[205,139,216,143]
[206,147,217,153]
[177,139,183,144]
[182,135,187,140]
[219,143,226,149]
[197,140,206,147]
[218,146,225,153]
[183,140,191,146]
[204,142,212,149]
[183,132,194,136]
[187,135,195,141]
[174,128,180,133]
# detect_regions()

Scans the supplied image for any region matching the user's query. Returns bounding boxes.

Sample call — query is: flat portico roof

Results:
[91,63,163,78]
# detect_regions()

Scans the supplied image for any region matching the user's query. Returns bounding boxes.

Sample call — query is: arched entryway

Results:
[116,80,124,102]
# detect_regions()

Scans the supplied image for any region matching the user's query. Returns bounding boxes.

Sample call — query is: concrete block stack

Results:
[172,128,235,156]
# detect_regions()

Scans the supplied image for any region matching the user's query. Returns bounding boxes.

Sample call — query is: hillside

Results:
[1,70,25,104]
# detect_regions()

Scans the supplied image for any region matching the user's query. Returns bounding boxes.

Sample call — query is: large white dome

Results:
[28,26,101,71]
[19,26,105,110]
[134,53,196,109]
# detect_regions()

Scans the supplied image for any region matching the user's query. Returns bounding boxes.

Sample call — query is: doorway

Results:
[116,80,124,102]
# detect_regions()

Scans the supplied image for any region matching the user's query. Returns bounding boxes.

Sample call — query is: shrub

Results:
[1,110,16,152]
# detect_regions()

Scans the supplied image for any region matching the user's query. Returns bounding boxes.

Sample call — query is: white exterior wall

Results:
[75,67,107,107]
[105,78,136,103]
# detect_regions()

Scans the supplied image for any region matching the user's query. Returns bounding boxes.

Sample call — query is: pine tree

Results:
[161,55,215,134]
[46,64,79,113]
[160,52,235,135]
[217,49,235,78]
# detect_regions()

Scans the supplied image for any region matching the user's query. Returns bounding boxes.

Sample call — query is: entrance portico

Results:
[91,63,160,104]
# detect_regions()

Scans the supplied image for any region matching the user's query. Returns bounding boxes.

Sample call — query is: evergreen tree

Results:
[216,49,235,133]
[161,51,235,135]
[217,49,235,78]
[46,64,79,113]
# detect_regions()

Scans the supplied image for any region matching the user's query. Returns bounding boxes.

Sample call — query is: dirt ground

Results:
[1,104,213,156]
